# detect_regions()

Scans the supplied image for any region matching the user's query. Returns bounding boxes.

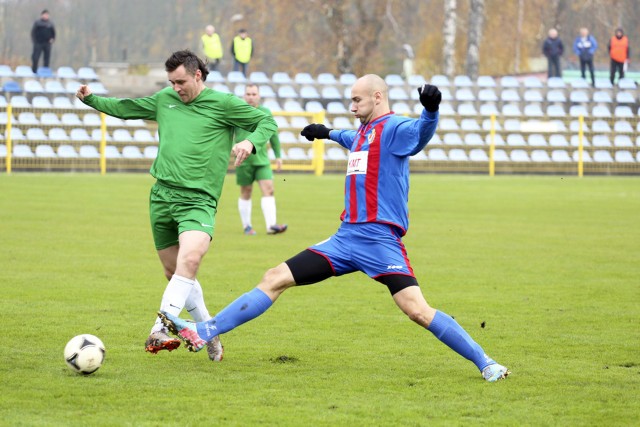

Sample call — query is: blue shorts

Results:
[309,222,415,280]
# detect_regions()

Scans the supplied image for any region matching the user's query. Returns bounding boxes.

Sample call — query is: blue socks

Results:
[427,310,495,371]
[196,288,273,341]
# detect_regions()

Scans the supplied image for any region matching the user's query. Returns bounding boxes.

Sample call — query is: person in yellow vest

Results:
[608,28,630,85]
[201,25,223,72]
[231,29,252,76]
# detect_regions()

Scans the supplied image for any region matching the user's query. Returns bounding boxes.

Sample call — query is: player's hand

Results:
[301,124,332,141]
[417,84,441,112]
[76,85,92,101]
[275,158,283,172]
[232,140,254,166]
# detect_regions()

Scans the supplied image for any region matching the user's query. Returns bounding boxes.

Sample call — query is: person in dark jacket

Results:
[542,28,564,78]
[31,9,56,73]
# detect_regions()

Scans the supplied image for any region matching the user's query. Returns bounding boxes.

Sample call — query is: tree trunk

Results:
[442,0,457,77]
[465,0,485,79]
[514,0,525,73]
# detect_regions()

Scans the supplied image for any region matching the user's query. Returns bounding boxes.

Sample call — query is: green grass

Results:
[0,173,638,426]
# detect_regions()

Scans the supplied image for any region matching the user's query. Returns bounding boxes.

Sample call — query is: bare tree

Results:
[442,0,457,76]
[514,0,525,73]
[465,0,485,78]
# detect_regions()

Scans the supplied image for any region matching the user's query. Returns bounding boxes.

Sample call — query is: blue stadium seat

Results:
[113,129,133,143]
[40,112,61,125]
[88,82,108,95]
[485,134,505,145]
[510,149,530,162]
[439,118,459,131]
[305,101,324,113]
[524,104,544,117]
[479,103,499,116]
[570,120,589,133]
[506,134,526,146]
[502,104,521,117]
[427,148,448,161]
[388,87,408,101]
[258,84,276,98]
[143,146,158,159]
[493,149,509,161]
[591,120,611,133]
[570,135,590,147]
[91,129,111,142]
[271,72,292,85]
[460,118,480,131]
[0,95,6,107]
[592,135,612,147]
[594,79,613,89]
[569,90,589,103]
[61,113,82,126]
[455,88,475,102]
[70,128,91,141]
[546,104,566,117]
[591,105,611,118]
[569,105,589,117]
[482,118,502,132]
[3,80,22,93]
[227,71,246,83]
[321,86,342,100]
[339,73,357,86]
[122,146,144,159]
[326,101,347,114]
[105,145,121,158]
[36,67,53,78]
[546,89,566,103]
[13,144,34,157]
[49,128,69,141]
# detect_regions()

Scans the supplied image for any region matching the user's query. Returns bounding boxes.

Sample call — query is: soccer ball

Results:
[64,334,106,375]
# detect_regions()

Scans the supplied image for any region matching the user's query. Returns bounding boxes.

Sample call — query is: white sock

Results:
[184,279,212,322]
[261,196,277,230]
[238,198,252,229]
[150,274,195,334]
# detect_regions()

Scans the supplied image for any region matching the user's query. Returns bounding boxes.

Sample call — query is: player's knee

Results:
[260,265,294,294]
[180,251,203,276]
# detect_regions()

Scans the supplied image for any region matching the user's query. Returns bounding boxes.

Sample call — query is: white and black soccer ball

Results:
[64,334,106,375]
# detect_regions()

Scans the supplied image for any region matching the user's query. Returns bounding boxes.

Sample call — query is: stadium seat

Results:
[493,149,509,161]
[460,118,480,131]
[593,150,613,162]
[546,89,567,103]
[476,75,496,88]
[35,144,56,157]
[614,150,634,162]
[273,116,289,128]
[429,134,442,145]
[569,105,588,117]
[594,79,613,89]
[523,76,543,88]
[448,148,469,161]
[326,146,348,160]
[593,91,612,104]
[592,135,612,147]
[0,143,7,156]
[531,150,551,162]
[15,65,35,78]
[339,73,357,86]
[443,133,463,145]
[122,145,144,159]
[113,129,133,143]
[479,103,499,116]
[455,88,475,102]
[502,104,521,117]
[57,144,78,158]
[91,129,111,142]
[316,73,338,85]
[272,72,292,85]
[277,85,298,99]
[300,85,320,99]
[570,135,590,147]
[61,113,82,126]
[105,145,121,158]
[43,80,65,95]
[453,75,473,87]
[464,133,484,145]
[523,104,544,117]
[427,148,448,161]
[83,113,102,126]
[9,95,31,108]
[31,96,52,109]
[569,90,589,103]
[546,77,566,88]
[321,86,342,100]
[389,87,409,101]
[104,115,125,127]
[52,96,73,109]
[56,66,77,79]
[294,73,315,85]
[469,148,489,161]
[392,102,411,114]
[257,85,277,99]
[591,105,611,118]
[437,103,454,116]
[614,106,633,118]
[570,78,590,89]
[262,99,282,111]
[407,75,427,86]
[18,112,39,125]
[506,134,526,146]
[439,118,459,131]
[478,88,498,102]
[0,64,14,78]
[485,133,505,145]
[13,144,34,157]
[617,77,636,90]
[49,128,69,141]
[482,118,502,132]
[0,95,6,107]
[503,118,520,132]
[248,71,270,84]
[385,74,404,86]
[143,146,158,159]
[546,104,566,117]
[429,75,450,87]
[500,76,519,88]
[613,135,633,147]
[591,120,611,133]
[283,100,304,112]
[551,149,571,162]
[40,112,61,125]
[613,120,633,133]
[233,84,246,97]
[79,145,100,158]
[278,131,297,144]
[88,82,108,95]
[206,71,225,83]
[227,71,246,83]
[303,100,323,113]
[523,90,543,103]
[510,149,530,162]
[26,127,47,140]
[70,128,91,141]
[457,103,477,116]
[212,83,231,93]
[410,149,428,161]
[2,80,22,93]
[286,147,309,160]
[615,91,635,104]
[332,117,355,129]
[326,101,347,114]
[77,67,99,80]
[528,134,547,146]
[65,80,82,94]
[290,116,310,128]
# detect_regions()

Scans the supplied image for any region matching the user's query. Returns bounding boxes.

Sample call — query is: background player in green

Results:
[235,84,287,236]
[75,50,277,362]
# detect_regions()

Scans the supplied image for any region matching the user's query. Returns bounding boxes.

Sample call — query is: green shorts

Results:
[149,181,218,250]
[235,163,273,186]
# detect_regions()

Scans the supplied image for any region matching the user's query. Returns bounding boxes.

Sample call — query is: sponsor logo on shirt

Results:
[346,151,368,176]
[387,265,403,270]
[167,104,177,109]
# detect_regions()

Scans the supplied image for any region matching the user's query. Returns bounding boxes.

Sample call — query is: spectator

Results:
[608,28,630,85]
[231,29,252,76]
[201,25,223,72]
[30,9,55,73]
[542,28,564,78]
[573,27,598,86]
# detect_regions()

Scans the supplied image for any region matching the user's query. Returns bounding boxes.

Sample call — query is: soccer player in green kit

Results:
[75,50,277,362]
[235,83,287,236]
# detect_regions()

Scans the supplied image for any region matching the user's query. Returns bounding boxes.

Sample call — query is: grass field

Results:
[0,173,638,426]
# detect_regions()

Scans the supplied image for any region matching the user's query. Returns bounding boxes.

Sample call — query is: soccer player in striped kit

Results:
[160,74,510,382]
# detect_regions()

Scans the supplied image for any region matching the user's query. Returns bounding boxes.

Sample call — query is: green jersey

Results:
[83,87,277,200]
[233,105,281,166]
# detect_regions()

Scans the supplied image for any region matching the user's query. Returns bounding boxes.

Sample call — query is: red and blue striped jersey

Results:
[329,109,438,235]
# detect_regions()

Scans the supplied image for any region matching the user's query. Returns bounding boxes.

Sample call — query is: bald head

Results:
[350,74,390,124]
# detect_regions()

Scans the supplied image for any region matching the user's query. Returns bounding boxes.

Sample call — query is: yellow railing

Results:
[271,110,325,176]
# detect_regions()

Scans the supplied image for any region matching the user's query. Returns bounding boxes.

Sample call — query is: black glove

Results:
[417,84,442,112]
[301,124,332,141]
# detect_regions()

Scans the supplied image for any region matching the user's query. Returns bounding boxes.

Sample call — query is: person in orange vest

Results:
[608,28,630,85]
